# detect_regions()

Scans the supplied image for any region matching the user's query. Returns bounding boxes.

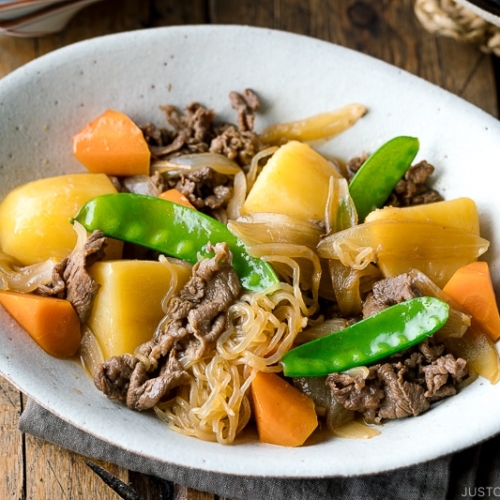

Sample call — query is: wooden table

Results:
[1,1,498,498]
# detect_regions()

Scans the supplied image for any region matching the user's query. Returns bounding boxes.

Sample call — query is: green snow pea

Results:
[349,136,420,222]
[281,296,449,377]
[72,193,279,292]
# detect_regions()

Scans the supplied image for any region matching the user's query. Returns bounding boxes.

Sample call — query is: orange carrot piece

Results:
[251,371,318,447]
[72,109,151,176]
[443,261,500,342]
[0,290,81,358]
[158,188,196,209]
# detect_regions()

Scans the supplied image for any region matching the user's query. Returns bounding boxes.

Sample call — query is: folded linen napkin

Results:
[19,398,499,500]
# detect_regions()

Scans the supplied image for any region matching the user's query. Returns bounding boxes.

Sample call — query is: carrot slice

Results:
[0,290,81,358]
[158,188,196,209]
[251,371,318,447]
[443,261,500,342]
[72,109,151,176]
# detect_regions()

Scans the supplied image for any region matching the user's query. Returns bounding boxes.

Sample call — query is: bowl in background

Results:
[0,0,103,36]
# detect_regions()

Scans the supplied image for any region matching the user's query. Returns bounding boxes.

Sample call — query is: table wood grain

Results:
[1,0,498,498]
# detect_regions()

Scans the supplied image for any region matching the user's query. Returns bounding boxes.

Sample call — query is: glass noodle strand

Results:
[155,280,308,444]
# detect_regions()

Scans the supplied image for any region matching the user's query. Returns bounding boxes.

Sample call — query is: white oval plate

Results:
[1,25,500,478]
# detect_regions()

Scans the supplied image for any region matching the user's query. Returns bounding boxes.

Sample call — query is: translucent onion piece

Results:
[259,103,367,145]
[226,170,247,220]
[79,326,105,378]
[151,152,242,176]
[0,254,56,293]
[318,219,490,287]
[228,213,324,249]
[343,366,371,378]
[246,146,278,190]
[329,259,363,316]
[122,175,162,197]
[407,269,470,340]
[0,221,93,293]
[329,418,381,439]
[68,220,89,257]
[327,261,380,315]
[325,176,358,234]
[443,324,500,384]
[294,317,349,345]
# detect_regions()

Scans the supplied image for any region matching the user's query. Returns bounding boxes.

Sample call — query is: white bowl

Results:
[1,25,500,478]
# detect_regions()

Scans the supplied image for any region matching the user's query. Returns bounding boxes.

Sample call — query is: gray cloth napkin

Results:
[19,398,499,500]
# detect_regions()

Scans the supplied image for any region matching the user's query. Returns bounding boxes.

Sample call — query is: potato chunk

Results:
[0,173,117,265]
[365,197,480,235]
[241,141,342,221]
[87,259,191,359]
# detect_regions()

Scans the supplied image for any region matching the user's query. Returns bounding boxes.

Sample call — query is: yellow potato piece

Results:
[87,259,191,359]
[0,173,117,265]
[317,219,489,288]
[241,141,342,221]
[365,197,480,235]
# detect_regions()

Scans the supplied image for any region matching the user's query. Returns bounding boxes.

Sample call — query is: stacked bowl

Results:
[0,0,103,37]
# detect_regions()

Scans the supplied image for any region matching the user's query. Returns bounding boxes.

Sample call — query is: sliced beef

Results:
[167,165,232,213]
[140,90,264,218]
[327,339,469,424]
[229,88,260,132]
[362,273,422,317]
[141,89,264,167]
[94,242,241,411]
[387,160,443,207]
[150,101,215,158]
[209,124,262,166]
[346,152,369,180]
[207,89,262,165]
[36,230,107,323]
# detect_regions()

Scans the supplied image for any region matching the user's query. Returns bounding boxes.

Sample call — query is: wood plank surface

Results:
[0,0,498,499]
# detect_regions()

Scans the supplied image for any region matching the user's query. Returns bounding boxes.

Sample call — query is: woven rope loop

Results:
[414,0,500,56]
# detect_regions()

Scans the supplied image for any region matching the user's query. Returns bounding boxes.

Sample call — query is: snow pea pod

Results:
[281,296,449,377]
[72,193,279,292]
[349,136,420,222]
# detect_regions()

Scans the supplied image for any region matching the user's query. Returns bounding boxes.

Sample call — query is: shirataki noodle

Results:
[154,280,309,444]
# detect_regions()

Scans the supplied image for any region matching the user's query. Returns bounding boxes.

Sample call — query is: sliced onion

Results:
[259,103,367,145]
[0,253,56,293]
[226,170,247,220]
[122,175,163,196]
[228,213,324,248]
[294,318,349,345]
[324,176,357,234]
[151,152,241,176]
[0,221,95,294]
[329,418,381,439]
[246,146,278,190]
[79,325,104,378]
[408,269,470,340]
